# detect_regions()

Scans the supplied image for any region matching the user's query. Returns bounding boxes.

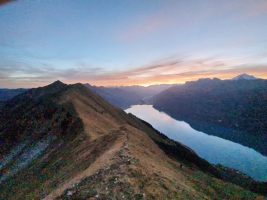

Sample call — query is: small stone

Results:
[67,190,73,196]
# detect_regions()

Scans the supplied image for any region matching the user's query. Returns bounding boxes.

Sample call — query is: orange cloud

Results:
[2,55,267,88]
[248,0,267,16]
[81,57,267,86]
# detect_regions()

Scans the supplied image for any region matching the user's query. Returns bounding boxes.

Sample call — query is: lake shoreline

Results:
[126,105,267,182]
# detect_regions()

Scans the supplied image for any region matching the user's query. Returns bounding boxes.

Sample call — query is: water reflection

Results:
[126,105,267,181]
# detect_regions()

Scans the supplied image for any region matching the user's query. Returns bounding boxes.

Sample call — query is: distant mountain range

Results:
[0,74,260,109]
[0,84,175,109]
[153,75,267,135]
[0,88,27,104]
[1,81,265,199]
[0,74,266,135]
[85,83,176,109]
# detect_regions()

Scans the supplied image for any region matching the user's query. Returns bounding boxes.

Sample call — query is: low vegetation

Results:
[0,81,264,199]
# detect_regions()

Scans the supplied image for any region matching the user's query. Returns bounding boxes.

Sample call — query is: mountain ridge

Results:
[232,73,258,80]
[1,81,263,199]
[153,78,267,135]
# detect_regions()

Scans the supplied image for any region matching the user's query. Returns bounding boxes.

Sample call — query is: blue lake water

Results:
[125,105,267,181]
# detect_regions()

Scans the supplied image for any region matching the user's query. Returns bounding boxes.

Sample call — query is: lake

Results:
[125,105,267,181]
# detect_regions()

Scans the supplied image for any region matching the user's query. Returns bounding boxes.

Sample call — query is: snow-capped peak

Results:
[232,73,258,80]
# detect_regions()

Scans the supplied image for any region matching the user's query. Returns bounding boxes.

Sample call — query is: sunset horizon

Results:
[1,0,267,88]
[2,72,267,89]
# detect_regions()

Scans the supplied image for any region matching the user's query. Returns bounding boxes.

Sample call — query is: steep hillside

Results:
[0,81,263,199]
[0,88,27,103]
[85,84,174,109]
[153,78,267,135]
[0,88,27,101]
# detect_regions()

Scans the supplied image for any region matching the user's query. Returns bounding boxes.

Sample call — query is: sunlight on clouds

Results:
[0,0,267,88]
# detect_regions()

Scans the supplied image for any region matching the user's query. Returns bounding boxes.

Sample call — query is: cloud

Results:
[246,0,267,16]
[0,60,105,88]
[118,1,201,42]
[1,54,267,88]
[119,13,171,42]
[2,61,267,88]
[118,0,267,45]
[118,3,173,42]
[80,55,267,86]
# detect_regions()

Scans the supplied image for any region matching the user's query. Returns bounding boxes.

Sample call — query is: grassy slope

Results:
[0,82,263,200]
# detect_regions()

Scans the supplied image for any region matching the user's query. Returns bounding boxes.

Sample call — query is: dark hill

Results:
[0,88,27,102]
[153,78,267,135]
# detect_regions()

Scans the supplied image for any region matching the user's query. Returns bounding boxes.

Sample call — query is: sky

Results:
[0,0,267,88]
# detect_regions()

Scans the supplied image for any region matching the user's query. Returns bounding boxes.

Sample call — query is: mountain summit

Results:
[232,73,258,80]
[0,82,263,199]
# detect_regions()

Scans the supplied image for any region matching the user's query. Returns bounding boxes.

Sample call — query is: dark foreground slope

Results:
[0,81,264,199]
[153,78,267,135]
